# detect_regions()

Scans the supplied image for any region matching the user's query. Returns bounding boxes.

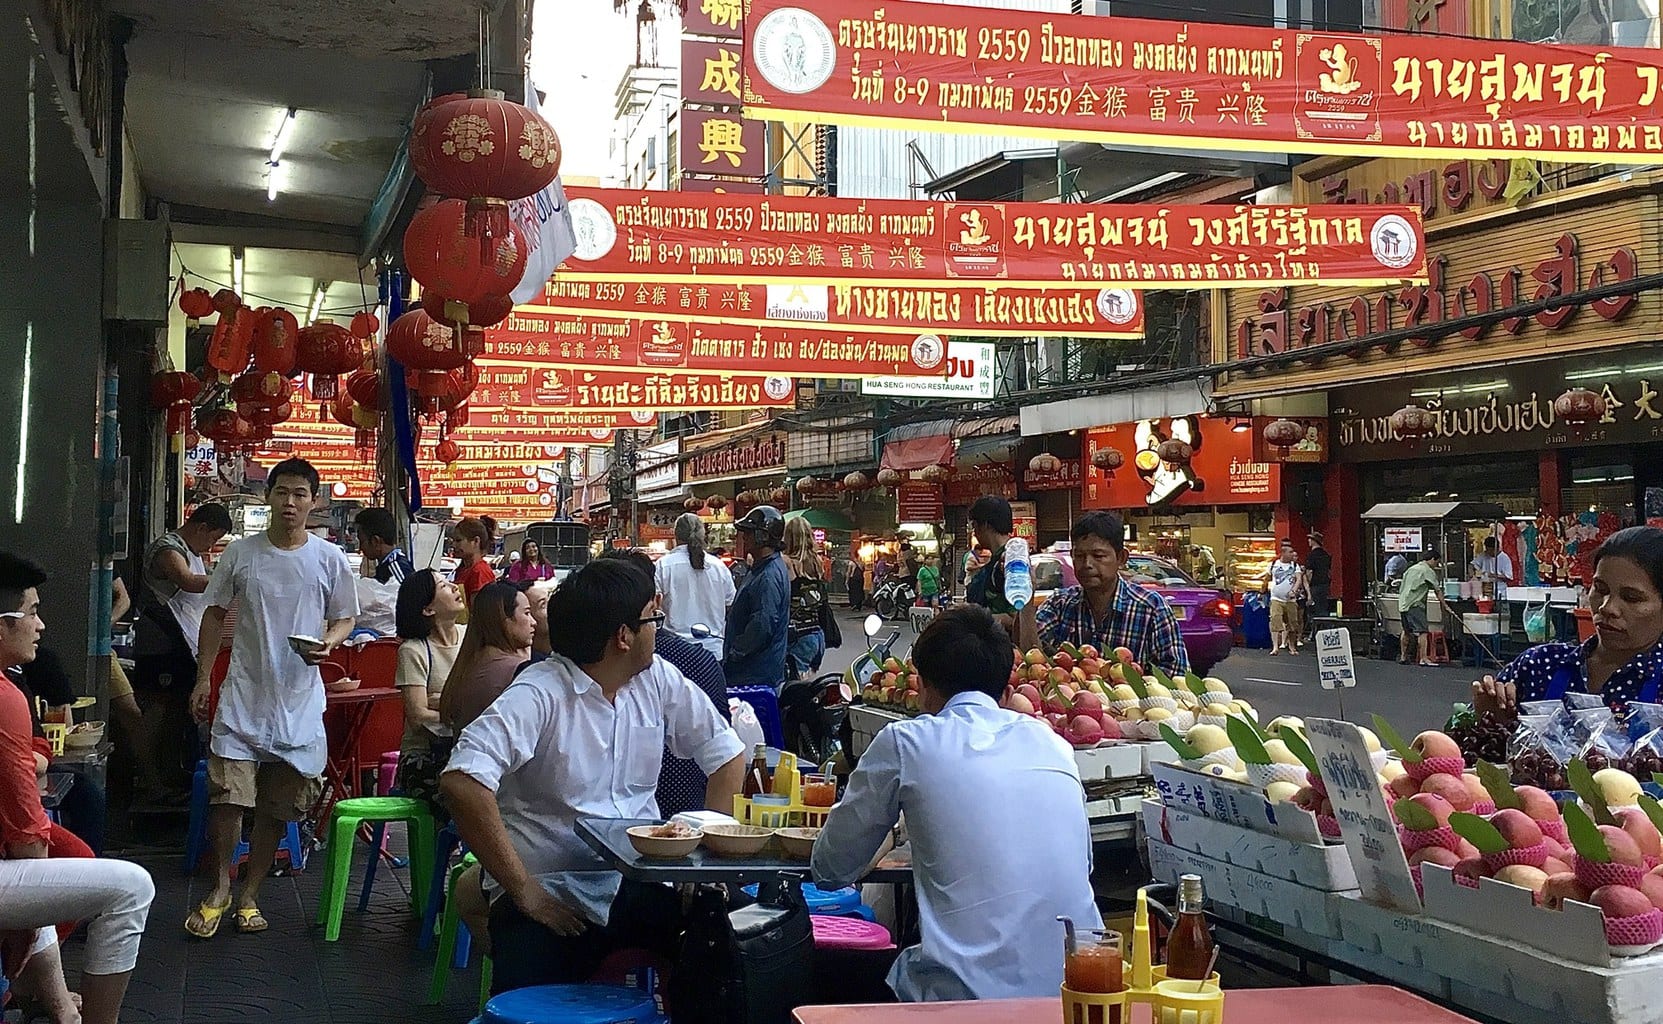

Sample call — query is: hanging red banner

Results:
[470,363,797,411]
[741,0,1663,165]
[489,309,950,378]
[535,277,1144,338]
[678,176,768,195]
[560,186,1424,288]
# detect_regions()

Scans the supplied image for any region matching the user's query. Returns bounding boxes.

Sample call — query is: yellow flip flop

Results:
[234,906,269,934]
[185,898,232,939]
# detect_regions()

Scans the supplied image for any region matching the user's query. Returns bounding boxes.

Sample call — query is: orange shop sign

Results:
[742,0,1663,165]
[538,277,1144,339]
[1084,417,1281,509]
[488,309,950,378]
[561,186,1425,289]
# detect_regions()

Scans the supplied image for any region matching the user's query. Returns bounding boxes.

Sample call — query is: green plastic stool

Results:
[314,796,436,942]
[428,854,493,1011]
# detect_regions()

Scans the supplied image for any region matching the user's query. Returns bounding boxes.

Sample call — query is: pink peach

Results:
[1452,858,1494,885]
[1639,874,1663,911]
[1494,865,1550,895]
[1461,773,1490,808]
[1490,808,1545,850]
[1615,807,1663,860]
[1599,824,1647,868]
[1406,792,1455,827]
[1411,730,1462,760]
[1515,785,1562,823]
[1542,873,1594,910]
[1387,775,1419,800]
[1591,884,1655,919]
[1408,847,1461,869]
[1419,774,1475,812]
[1543,857,1573,876]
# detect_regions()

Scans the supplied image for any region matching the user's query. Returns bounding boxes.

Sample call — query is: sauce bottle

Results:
[1163,874,1215,981]
[741,743,771,798]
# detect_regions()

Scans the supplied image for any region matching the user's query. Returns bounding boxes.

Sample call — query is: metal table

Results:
[575,817,914,886]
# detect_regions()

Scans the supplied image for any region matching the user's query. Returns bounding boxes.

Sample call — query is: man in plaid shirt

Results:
[1019,512,1191,674]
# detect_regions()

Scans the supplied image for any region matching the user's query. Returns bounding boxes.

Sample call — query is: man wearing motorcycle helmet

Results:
[723,505,791,688]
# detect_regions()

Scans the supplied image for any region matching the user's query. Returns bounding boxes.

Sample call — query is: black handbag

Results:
[670,877,815,1024]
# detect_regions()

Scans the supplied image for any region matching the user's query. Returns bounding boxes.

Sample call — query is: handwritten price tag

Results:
[1306,717,1421,912]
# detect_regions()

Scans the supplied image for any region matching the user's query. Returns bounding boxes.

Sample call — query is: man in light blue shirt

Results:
[812,605,1102,1002]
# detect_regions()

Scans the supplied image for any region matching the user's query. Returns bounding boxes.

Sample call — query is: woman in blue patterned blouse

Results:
[1474,527,1663,715]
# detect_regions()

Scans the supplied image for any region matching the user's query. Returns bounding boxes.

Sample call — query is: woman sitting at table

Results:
[438,582,535,734]
[1473,526,1663,715]
[393,571,465,812]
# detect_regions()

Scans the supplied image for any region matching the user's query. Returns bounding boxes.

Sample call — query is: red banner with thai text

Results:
[469,362,797,411]
[742,0,1663,165]
[560,186,1426,288]
[490,309,950,377]
[534,277,1144,338]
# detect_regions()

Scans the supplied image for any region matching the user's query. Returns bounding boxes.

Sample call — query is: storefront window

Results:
[1564,457,1637,518]
[1361,454,1539,516]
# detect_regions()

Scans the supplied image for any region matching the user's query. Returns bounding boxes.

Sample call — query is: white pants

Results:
[0,857,154,974]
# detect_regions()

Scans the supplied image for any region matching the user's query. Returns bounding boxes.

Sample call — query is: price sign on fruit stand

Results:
[1316,628,1357,691]
[1306,717,1421,912]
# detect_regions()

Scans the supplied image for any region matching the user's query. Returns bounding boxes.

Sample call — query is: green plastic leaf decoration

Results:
[1563,802,1610,863]
[1183,670,1209,697]
[1638,794,1663,838]
[1652,772,1663,788]
[1395,797,1438,831]
[1476,762,1522,810]
[1160,723,1202,761]
[1150,665,1177,692]
[1244,711,1273,743]
[1568,758,1616,827]
[1122,669,1150,700]
[1372,714,1421,763]
[1449,812,1509,855]
[1226,716,1271,765]
[1279,729,1321,776]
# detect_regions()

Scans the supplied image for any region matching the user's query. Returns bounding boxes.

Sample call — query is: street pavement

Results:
[818,607,1476,736]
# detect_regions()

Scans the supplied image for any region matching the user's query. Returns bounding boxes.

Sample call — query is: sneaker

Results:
[1420,660,1440,667]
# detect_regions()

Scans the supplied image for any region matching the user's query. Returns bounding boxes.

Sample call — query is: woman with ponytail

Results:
[656,511,735,658]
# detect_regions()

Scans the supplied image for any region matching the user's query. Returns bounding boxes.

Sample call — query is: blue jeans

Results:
[788,628,825,679]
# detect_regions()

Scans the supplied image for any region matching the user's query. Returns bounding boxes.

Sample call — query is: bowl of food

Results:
[627,822,704,859]
[775,826,821,860]
[700,823,774,857]
[325,676,362,694]
[65,721,105,750]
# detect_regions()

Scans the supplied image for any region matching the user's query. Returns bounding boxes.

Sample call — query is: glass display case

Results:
[1224,534,1278,593]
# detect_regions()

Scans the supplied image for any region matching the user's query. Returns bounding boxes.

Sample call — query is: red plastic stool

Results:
[810,916,895,951]
[1427,631,1450,665]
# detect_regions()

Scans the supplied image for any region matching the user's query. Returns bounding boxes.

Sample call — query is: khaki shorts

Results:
[107,654,133,701]
[1270,598,1299,632]
[207,755,323,821]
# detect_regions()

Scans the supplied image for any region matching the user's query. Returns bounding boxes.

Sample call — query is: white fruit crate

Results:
[1141,798,1356,891]
[1147,839,1344,939]
[850,704,1163,783]
[1149,761,1324,845]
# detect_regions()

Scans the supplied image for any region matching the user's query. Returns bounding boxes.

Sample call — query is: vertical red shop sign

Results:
[897,482,945,523]
[680,107,767,178]
[683,0,743,38]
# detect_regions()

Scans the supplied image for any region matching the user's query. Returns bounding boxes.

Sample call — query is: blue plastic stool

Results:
[184,759,305,874]
[417,822,466,951]
[742,881,876,921]
[728,685,785,749]
[469,984,663,1024]
[234,821,306,871]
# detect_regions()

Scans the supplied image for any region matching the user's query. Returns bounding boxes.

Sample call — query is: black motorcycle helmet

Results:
[733,504,786,548]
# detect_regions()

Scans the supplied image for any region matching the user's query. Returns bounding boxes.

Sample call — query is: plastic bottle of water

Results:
[1004,537,1033,610]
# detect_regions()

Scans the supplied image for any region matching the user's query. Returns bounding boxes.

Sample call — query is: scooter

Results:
[870,577,918,621]
[692,622,854,768]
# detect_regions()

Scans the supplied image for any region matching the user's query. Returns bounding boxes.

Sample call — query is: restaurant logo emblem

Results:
[1369,213,1419,270]
[567,198,617,261]
[763,375,793,401]
[532,369,572,405]
[587,428,613,441]
[629,409,656,425]
[750,8,837,96]
[1294,33,1382,143]
[765,284,829,322]
[1096,288,1138,326]
[640,320,688,367]
[910,334,946,371]
[944,204,1008,279]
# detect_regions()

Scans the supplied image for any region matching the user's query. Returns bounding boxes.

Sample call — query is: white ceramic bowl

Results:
[775,826,821,860]
[626,824,704,859]
[700,824,774,857]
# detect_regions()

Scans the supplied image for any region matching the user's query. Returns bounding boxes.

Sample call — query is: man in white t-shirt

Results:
[655,512,735,658]
[1470,537,1514,600]
[1264,539,1305,656]
[184,458,358,940]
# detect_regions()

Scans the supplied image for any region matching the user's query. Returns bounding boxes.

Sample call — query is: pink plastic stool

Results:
[378,752,400,796]
[811,915,895,951]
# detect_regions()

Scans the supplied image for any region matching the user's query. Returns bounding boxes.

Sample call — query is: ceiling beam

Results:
[163,204,362,257]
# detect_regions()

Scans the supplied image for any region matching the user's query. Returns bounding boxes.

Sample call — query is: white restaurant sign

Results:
[861,341,996,400]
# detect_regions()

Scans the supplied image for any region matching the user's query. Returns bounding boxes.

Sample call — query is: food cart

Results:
[1362,501,1507,662]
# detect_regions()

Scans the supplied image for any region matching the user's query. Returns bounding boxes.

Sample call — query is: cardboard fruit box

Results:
[1141,798,1357,891]
[1147,838,1344,939]
[1150,760,1325,845]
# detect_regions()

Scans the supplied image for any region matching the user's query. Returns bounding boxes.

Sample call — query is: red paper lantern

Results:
[149,371,202,450]
[796,477,820,495]
[238,400,292,429]
[387,309,467,373]
[330,393,379,450]
[295,320,364,402]
[843,472,868,491]
[1091,448,1124,471]
[919,464,950,484]
[409,89,562,206]
[1263,418,1305,450]
[250,307,301,375]
[706,495,728,511]
[210,289,242,316]
[230,371,293,409]
[1553,387,1606,426]
[345,367,382,412]
[206,306,256,379]
[770,487,789,505]
[876,468,903,487]
[1389,404,1437,439]
[435,438,463,464]
[421,289,514,331]
[179,287,215,325]
[408,362,479,421]
[349,310,381,340]
[196,407,253,448]
[403,198,528,304]
[685,496,706,511]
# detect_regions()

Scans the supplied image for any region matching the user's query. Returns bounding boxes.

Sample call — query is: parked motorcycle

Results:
[693,622,855,768]
[870,577,918,620]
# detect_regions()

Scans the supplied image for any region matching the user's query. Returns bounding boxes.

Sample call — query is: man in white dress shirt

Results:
[442,558,746,994]
[812,604,1102,1002]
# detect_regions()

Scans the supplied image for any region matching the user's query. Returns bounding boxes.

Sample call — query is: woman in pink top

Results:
[506,540,556,584]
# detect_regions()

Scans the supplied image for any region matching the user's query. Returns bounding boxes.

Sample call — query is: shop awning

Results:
[880,433,955,471]
[1360,502,1509,523]
[1020,382,1210,436]
[784,507,854,532]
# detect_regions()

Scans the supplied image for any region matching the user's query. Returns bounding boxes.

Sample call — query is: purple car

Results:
[1030,551,1234,674]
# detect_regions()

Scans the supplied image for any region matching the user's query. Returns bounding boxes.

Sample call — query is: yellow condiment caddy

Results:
[731,751,833,829]
[1061,889,1223,1024]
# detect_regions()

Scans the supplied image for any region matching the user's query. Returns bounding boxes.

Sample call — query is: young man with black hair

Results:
[1020,511,1190,674]
[965,495,1018,632]
[813,604,1101,1001]
[0,552,155,1024]
[185,458,359,939]
[442,558,746,993]
[354,507,413,585]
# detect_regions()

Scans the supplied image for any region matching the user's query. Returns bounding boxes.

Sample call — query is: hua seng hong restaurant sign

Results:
[743,0,1663,164]
[1333,347,1663,462]
[684,431,788,483]
[561,186,1425,289]
[1083,417,1281,509]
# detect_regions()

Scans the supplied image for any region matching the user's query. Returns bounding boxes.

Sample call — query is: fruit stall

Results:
[849,645,1256,843]
[1141,704,1663,1024]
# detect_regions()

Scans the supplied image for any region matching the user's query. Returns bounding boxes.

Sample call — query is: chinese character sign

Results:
[470,363,797,411]
[560,187,1426,289]
[742,0,1663,165]
[680,107,767,177]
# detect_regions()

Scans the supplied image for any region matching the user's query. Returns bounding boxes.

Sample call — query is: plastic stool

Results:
[315,797,435,942]
[185,759,306,874]
[810,916,895,951]
[742,881,875,921]
[1427,631,1450,665]
[418,822,466,951]
[729,685,784,749]
[377,752,400,796]
[428,855,492,1009]
[234,821,306,871]
[471,985,663,1024]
